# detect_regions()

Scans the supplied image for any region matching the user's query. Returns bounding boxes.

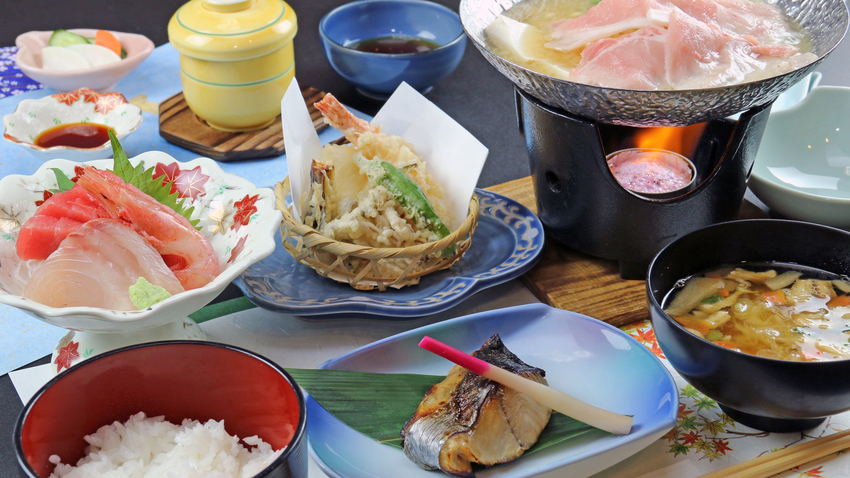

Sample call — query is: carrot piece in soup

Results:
[95,30,122,57]
[828,295,850,308]
[673,316,712,336]
[762,289,787,306]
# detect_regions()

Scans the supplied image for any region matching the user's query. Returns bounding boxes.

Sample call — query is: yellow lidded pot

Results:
[168,0,297,131]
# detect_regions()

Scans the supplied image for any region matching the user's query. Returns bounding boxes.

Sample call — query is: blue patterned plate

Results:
[307,304,678,478]
[235,189,543,318]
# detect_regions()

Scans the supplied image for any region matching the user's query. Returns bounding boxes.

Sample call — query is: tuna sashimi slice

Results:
[570,26,669,89]
[547,0,672,51]
[23,218,185,311]
[16,183,110,261]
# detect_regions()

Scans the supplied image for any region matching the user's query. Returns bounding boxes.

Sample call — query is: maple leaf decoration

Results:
[153,163,209,199]
[232,194,259,232]
[229,235,247,263]
[54,341,80,372]
[52,91,80,106]
[94,92,129,115]
[35,190,53,207]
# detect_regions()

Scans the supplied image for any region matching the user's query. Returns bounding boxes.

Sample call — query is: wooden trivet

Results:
[486,176,768,328]
[158,85,328,162]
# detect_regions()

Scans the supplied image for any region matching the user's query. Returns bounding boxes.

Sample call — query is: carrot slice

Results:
[95,30,122,57]
[712,341,738,350]
[762,289,787,306]
[828,295,850,308]
[673,316,712,336]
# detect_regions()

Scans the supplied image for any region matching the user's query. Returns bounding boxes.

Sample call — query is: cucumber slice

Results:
[48,29,89,48]
[85,37,96,44]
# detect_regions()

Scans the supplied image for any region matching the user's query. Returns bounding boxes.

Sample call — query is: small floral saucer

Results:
[3,87,142,162]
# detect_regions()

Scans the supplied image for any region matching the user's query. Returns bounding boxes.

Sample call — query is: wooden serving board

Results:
[486,177,768,328]
[158,85,328,162]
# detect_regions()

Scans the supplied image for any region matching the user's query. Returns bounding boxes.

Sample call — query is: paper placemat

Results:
[11,310,850,478]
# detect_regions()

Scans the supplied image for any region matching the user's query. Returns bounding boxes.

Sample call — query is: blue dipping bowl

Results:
[319,0,466,98]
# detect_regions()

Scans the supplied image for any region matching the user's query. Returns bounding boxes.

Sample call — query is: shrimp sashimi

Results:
[76,167,219,290]
[23,219,185,311]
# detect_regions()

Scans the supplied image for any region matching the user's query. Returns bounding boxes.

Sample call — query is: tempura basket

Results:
[275,177,480,291]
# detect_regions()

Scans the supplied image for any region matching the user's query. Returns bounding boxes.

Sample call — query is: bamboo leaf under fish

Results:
[284,368,598,453]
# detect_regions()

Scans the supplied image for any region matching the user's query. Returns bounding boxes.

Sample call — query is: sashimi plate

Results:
[0,152,281,332]
[307,303,678,478]
[235,189,543,318]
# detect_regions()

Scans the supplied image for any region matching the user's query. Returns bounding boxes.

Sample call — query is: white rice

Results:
[48,412,285,478]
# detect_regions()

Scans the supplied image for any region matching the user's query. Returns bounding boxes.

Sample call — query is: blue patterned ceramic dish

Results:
[235,189,543,318]
[307,304,679,478]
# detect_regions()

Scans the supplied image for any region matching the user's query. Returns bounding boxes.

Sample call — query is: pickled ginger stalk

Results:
[353,153,451,241]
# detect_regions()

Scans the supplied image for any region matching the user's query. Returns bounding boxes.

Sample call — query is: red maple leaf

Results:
[678,403,693,419]
[712,438,732,455]
[78,88,98,103]
[637,327,657,345]
[52,91,80,106]
[804,466,824,477]
[153,163,210,199]
[54,341,80,372]
[71,165,85,182]
[681,431,701,445]
[231,194,259,232]
[94,92,128,115]
[649,343,666,359]
[35,190,53,207]
[228,235,247,263]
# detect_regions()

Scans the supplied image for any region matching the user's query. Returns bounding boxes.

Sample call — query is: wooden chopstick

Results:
[698,428,850,478]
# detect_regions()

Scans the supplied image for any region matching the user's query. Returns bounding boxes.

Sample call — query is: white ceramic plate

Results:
[307,303,678,478]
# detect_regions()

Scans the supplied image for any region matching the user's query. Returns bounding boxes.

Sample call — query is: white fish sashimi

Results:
[23,219,185,311]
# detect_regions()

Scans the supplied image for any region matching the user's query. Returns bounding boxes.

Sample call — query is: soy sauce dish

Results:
[15,341,306,478]
[647,219,850,432]
[3,87,142,162]
[319,0,466,98]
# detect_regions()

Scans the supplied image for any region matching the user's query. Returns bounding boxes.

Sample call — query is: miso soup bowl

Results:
[647,219,850,432]
[14,341,307,478]
[319,0,467,98]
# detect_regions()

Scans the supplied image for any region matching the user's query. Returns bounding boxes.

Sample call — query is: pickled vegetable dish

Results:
[663,266,850,361]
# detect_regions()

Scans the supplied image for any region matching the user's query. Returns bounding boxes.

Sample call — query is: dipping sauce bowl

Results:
[319,0,466,98]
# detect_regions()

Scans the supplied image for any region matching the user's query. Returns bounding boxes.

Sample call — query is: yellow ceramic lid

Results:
[168,0,297,61]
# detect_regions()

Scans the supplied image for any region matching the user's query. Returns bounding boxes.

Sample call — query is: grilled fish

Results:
[401,334,552,477]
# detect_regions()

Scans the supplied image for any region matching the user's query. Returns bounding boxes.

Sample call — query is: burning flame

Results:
[631,123,707,156]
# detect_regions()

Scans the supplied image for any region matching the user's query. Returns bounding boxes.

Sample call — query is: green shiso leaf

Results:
[284,368,598,453]
[49,168,76,193]
[107,131,201,229]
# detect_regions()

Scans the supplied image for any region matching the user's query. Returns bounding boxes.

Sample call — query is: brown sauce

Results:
[350,36,440,54]
[34,123,114,149]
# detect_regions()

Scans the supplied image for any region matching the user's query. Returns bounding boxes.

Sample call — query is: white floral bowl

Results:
[3,88,142,162]
[0,152,282,335]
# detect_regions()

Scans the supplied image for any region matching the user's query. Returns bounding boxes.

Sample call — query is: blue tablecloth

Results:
[0,43,364,376]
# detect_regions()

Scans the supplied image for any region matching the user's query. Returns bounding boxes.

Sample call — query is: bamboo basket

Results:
[275,177,480,291]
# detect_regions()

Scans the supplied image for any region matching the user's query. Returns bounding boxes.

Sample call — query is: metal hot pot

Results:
[461,0,849,278]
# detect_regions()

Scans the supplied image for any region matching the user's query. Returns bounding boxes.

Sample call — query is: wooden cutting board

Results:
[486,177,768,327]
[158,85,328,162]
